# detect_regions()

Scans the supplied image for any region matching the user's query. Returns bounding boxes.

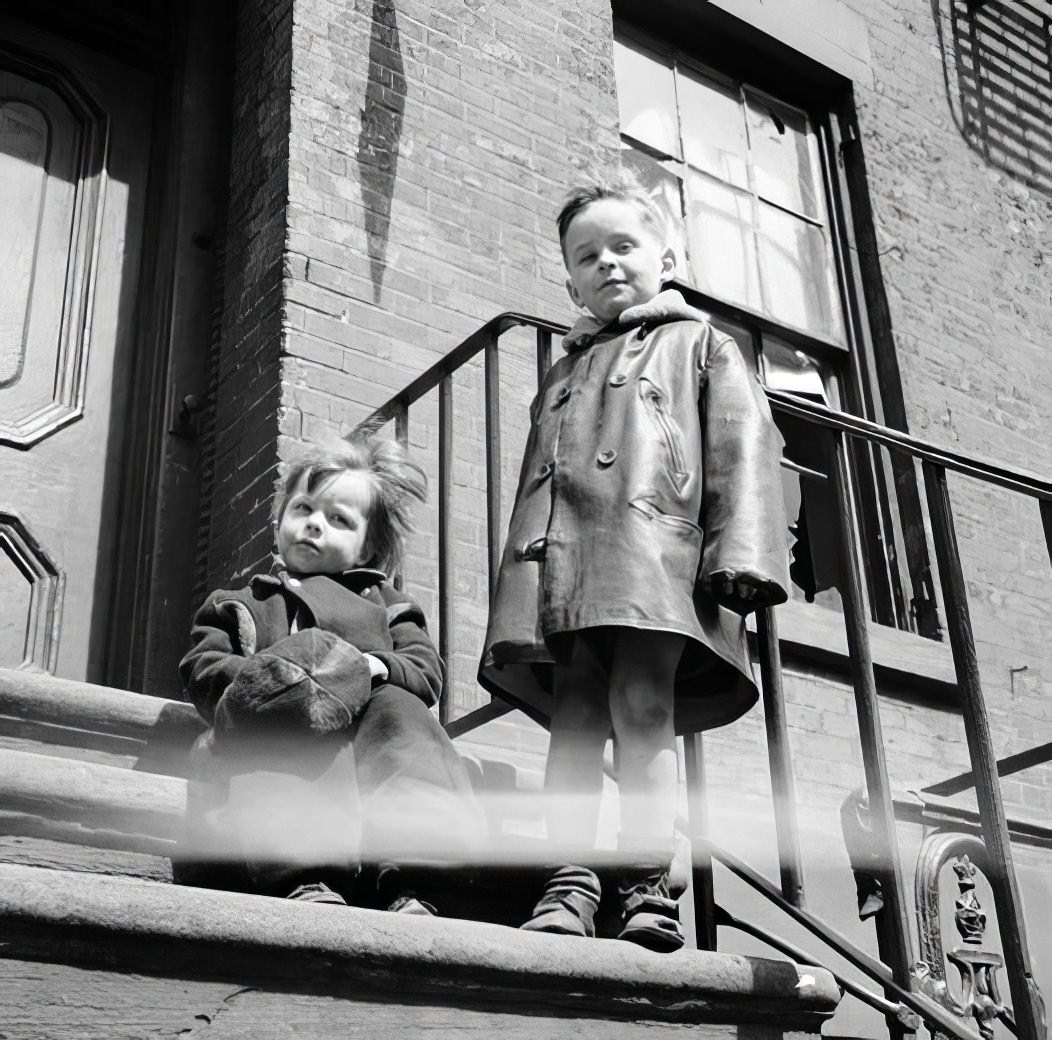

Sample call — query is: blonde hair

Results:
[556,171,668,259]
[276,434,426,576]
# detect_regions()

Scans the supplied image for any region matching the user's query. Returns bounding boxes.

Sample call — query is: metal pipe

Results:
[700,837,983,1040]
[716,905,920,1030]
[830,434,914,1027]
[683,732,717,951]
[756,607,806,908]
[484,334,501,605]
[536,326,552,387]
[437,377,453,726]
[923,462,1042,1040]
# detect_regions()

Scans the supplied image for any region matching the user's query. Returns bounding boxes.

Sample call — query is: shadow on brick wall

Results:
[357,0,406,302]
[933,0,1052,196]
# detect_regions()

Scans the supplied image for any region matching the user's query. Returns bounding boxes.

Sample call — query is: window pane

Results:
[685,172,761,313]
[746,92,820,220]
[620,145,688,280]
[614,37,681,159]
[678,66,749,189]
[760,336,829,401]
[757,202,844,342]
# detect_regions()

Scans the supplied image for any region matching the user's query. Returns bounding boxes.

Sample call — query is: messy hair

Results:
[556,171,668,258]
[276,434,427,576]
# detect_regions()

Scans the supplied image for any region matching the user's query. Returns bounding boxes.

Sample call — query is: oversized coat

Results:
[178,568,485,895]
[479,290,790,735]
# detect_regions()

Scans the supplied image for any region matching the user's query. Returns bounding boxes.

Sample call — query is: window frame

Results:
[612,16,939,638]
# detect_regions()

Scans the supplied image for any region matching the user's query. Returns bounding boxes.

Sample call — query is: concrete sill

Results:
[0,863,839,1029]
[752,599,958,703]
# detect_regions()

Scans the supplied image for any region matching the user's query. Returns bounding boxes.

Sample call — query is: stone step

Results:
[0,746,182,855]
[0,861,840,1037]
[0,667,205,775]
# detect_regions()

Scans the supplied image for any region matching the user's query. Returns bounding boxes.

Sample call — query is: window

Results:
[613,26,930,631]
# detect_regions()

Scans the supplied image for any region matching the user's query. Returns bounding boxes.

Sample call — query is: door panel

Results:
[0,21,152,679]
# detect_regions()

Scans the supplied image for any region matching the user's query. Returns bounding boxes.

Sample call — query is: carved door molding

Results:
[0,45,107,447]
[0,18,153,679]
[0,510,63,671]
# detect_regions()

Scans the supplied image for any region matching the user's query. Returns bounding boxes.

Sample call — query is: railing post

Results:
[756,607,806,908]
[484,333,501,605]
[923,461,1043,1040]
[830,433,913,1035]
[536,327,552,388]
[438,377,453,726]
[392,403,410,592]
[684,732,717,951]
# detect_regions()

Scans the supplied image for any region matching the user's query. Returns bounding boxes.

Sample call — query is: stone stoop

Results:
[0,862,840,1039]
[0,667,843,1037]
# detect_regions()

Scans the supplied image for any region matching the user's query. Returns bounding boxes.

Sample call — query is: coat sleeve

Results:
[698,329,791,612]
[369,584,444,708]
[179,591,257,723]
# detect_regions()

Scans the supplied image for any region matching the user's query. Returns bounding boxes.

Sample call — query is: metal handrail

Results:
[357,311,1047,1040]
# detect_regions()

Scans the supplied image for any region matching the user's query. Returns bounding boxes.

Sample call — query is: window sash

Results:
[615,30,848,350]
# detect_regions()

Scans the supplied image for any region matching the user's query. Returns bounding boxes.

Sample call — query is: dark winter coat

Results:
[181,567,443,746]
[479,291,790,734]
[177,568,485,896]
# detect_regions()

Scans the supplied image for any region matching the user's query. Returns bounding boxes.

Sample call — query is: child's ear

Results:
[565,276,584,310]
[659,245,676,283]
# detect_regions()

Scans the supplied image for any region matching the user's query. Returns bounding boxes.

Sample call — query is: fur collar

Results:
[562,289,709,353]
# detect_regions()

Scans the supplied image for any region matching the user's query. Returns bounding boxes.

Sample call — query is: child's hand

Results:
[706,570,771,614]
[363,653,390,682]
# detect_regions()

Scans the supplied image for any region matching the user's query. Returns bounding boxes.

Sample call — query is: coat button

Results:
[515,537,548,562]
[596,449,618,466]
[537,461,554,480]
[553,386,572,406]
[609,372,627,387]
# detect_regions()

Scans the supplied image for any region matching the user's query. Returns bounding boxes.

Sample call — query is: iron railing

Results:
[359,312,1048,1040]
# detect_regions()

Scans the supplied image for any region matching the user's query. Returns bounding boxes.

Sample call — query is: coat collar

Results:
[562,289,709,353]
[251,566,388,594]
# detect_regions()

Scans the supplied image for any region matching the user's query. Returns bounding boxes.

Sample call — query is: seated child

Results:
[479,174,790,950]
[180,434,486,912]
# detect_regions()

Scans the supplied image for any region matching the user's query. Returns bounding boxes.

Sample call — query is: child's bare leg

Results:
[521,636,609,937]
[607,628,686,952]
[607,629,683,840]
[544,634,611,850]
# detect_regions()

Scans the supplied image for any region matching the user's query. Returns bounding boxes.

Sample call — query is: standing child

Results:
[181,435,486,913]
[479,175,789,951]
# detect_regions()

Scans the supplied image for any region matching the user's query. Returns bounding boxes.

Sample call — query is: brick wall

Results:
[202,0,295,593]
[276,0,621,713]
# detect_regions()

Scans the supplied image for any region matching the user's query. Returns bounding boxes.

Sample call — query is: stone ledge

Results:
[0,863,840,1028]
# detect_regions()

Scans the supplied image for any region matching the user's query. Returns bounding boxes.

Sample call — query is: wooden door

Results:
[0,21,153,680]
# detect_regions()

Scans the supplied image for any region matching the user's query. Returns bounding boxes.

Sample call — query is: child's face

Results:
[562,198,675,323]
[277,470,373,574]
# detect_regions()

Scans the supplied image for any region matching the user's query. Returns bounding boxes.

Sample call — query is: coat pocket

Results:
[639,377,689,492]
[629,497,703,538]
